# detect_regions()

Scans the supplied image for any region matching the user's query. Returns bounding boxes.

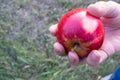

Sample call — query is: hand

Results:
[49,1,120,66]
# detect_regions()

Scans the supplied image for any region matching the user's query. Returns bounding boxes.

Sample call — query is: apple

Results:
[56,8,104,58]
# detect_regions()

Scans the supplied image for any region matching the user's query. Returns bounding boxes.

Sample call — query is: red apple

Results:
[56,8,104,58]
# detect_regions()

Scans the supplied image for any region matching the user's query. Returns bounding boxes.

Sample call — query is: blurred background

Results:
[0,0,120,80]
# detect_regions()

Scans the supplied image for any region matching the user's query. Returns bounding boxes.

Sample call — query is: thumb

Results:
[87,1,120,18]
[86,50,108,66]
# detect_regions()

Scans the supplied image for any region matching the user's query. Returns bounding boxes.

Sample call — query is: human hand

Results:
[49,1,120,66]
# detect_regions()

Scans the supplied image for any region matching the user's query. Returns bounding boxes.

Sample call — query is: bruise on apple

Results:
[56,8,104,58]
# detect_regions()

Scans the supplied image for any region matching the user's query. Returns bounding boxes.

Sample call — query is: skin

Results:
[49,1,120,66]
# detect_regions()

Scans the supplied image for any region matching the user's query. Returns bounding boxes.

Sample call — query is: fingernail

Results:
[54,42,66,56]
[68,52,80,66]
[68,52,75,63]
[91,53,98,61]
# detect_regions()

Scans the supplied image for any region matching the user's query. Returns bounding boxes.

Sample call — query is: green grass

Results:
[0,0,120,80]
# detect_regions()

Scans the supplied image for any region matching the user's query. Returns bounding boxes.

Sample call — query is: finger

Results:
[49,24,58,36]
[53,42,67,56]
[68,52,80,66]
[68,52,86,66]
[87,1,120,18]
[100,17,120,26]
[87,50,108,66]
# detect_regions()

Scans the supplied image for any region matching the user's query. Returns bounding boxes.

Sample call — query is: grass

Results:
[0,0,120,80]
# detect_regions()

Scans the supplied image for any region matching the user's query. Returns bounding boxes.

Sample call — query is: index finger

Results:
[49,24,58,36]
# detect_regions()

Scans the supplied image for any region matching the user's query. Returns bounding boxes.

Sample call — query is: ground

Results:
[0,0,120,80]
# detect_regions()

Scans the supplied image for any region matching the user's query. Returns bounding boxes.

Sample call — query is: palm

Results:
[102,24,120,56]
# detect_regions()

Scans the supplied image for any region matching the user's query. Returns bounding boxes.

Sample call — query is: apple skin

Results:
[56,8,104,58]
